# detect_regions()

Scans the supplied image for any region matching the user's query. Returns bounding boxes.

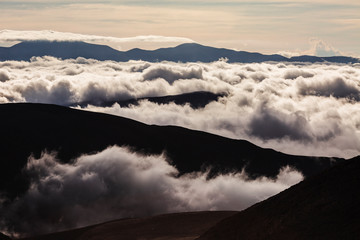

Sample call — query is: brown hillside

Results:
[198,156,360,240]
[22,211,237,240]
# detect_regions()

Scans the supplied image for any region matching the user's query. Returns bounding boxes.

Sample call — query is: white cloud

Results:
[1,58,360,158]
[143,65,203,84]
[278,38,346,58]
[283,69,315,79]
[0,146,302,237]
[0,30,194,46]
[246,103,313,141]
[307,38,343,57]
[297,76,360,100]
[0,71,10,82]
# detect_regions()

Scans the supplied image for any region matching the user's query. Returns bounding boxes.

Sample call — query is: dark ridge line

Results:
[0,41,358,63]
[0,103,344,201]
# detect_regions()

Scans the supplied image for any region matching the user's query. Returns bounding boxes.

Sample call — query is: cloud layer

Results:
[0,146,302,237]
[0,30,194,44]
[0,57,360,158]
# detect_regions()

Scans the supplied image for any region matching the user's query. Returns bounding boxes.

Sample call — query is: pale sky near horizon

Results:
[0,0,359,57]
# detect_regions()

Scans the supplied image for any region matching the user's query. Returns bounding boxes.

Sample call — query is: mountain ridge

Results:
[197,155,360,240]
[0,103,344,200]
[0,41,358,63]
[74,91,226,108]
[19,211,237,240]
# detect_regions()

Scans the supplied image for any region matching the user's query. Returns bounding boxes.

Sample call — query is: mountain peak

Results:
[175,42,209,48]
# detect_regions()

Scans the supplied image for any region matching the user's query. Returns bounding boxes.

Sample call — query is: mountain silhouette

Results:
[0,233,10,240]
[197,155,360,240]
[0,41,358,63]
[75,91,226,108]
[0,41,123,61]
[0,103,343,200]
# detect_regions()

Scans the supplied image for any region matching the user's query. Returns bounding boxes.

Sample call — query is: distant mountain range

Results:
[0,103,342,200]
[0,41,359,63]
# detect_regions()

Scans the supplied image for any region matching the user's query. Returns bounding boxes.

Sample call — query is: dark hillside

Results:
[0,103,342,199]
[198,156,360,240]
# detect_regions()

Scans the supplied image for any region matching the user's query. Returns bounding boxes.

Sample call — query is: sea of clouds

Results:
[1,57,359,158]
[0,146,302,236]
[1,57,360,236]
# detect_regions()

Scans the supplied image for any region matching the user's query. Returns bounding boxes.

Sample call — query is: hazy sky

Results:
[0,0,359,56]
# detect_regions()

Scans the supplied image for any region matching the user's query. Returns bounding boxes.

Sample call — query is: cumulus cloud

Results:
[297,76,360,100]
[1,58,360,158]
[308,38,343,57]
[0,71,10,82]
[278,38,345,58]
[247,104,312,141]
[143,65,203,84]
[0,30,194,45]
[283,69,314,79]
[0,146,302,237]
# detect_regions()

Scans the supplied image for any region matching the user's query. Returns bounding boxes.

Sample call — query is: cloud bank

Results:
[0,30,194,45]
[0,146,302,237]
[0,57,360,158]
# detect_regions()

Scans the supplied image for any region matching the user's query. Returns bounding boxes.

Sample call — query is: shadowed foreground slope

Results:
[197,156,360,240]
[0,103,342,199]
[21,211,237,240]
[0,233,10,240]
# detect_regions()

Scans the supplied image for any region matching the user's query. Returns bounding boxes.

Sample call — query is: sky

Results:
[0,0,360,57]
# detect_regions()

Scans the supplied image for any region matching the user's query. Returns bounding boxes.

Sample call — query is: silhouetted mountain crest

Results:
[0,103,343,200]
[198,155,360,240]
[0,41,358,63]
[75,91,226,108]
[0,233,11,240]
[1,41,124,61]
